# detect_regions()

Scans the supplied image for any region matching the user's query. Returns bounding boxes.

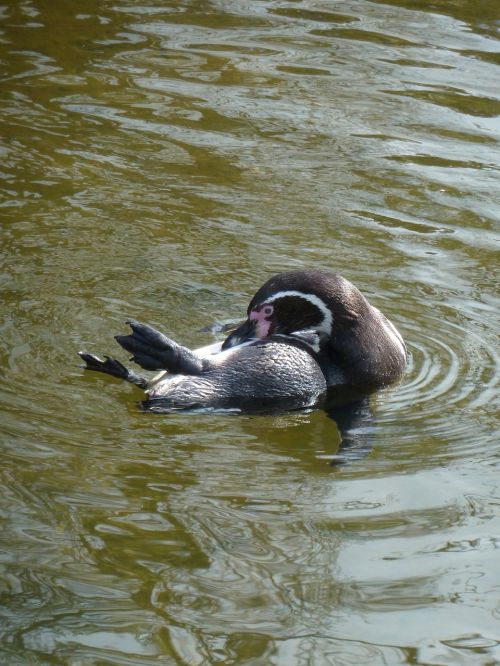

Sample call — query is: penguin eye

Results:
[262,305,274,317]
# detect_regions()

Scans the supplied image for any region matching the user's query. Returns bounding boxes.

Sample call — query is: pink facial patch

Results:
[249,304,273,338]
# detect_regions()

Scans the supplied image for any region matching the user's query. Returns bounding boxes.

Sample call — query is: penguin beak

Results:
[221,319,258,350]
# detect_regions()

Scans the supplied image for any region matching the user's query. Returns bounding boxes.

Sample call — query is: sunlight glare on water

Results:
[1,0,499,664]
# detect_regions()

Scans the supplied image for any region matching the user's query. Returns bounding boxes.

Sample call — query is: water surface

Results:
[1,0,499,664]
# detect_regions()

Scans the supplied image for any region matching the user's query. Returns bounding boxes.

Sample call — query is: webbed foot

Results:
[115,321,203,375]
[78,352,148,389]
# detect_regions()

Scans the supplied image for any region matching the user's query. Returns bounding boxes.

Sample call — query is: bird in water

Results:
[79,269,406,461]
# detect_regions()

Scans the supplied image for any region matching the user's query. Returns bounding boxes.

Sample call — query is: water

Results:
[1,0,499,663]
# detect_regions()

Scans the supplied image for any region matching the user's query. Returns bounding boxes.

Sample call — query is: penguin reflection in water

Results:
[79,269,406,463]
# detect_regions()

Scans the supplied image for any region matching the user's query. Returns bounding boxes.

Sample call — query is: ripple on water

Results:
[377,291,499,463]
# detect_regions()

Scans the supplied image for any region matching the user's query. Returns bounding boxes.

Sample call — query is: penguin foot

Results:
[115,321,203,375]
[78,352,148,388]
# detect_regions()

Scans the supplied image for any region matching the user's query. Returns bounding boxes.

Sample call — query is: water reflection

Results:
[1,0,499,663]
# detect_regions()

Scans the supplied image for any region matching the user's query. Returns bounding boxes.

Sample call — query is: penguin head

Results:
[222,269,363,349]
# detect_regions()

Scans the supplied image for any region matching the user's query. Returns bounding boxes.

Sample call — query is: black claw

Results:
[125,321,169,347]
[115,333,152,356]
[79,351,99,369]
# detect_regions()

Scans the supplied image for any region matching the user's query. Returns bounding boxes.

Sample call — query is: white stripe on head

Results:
[263,290,333,333]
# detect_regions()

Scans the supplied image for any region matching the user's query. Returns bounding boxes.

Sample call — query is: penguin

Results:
[78,269,406,415]
[79,321,327,413]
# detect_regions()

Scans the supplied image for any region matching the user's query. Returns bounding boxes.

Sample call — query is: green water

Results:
[1,0,499,664]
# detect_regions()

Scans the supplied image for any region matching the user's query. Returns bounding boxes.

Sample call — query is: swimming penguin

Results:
[78,269,406,413]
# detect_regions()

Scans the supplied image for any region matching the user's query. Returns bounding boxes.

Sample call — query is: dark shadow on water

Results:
[327,397,375,466]
[322,383,378,466]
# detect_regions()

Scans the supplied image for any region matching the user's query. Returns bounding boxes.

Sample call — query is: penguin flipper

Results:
[78,352,148,388]
[115,321,203,375]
